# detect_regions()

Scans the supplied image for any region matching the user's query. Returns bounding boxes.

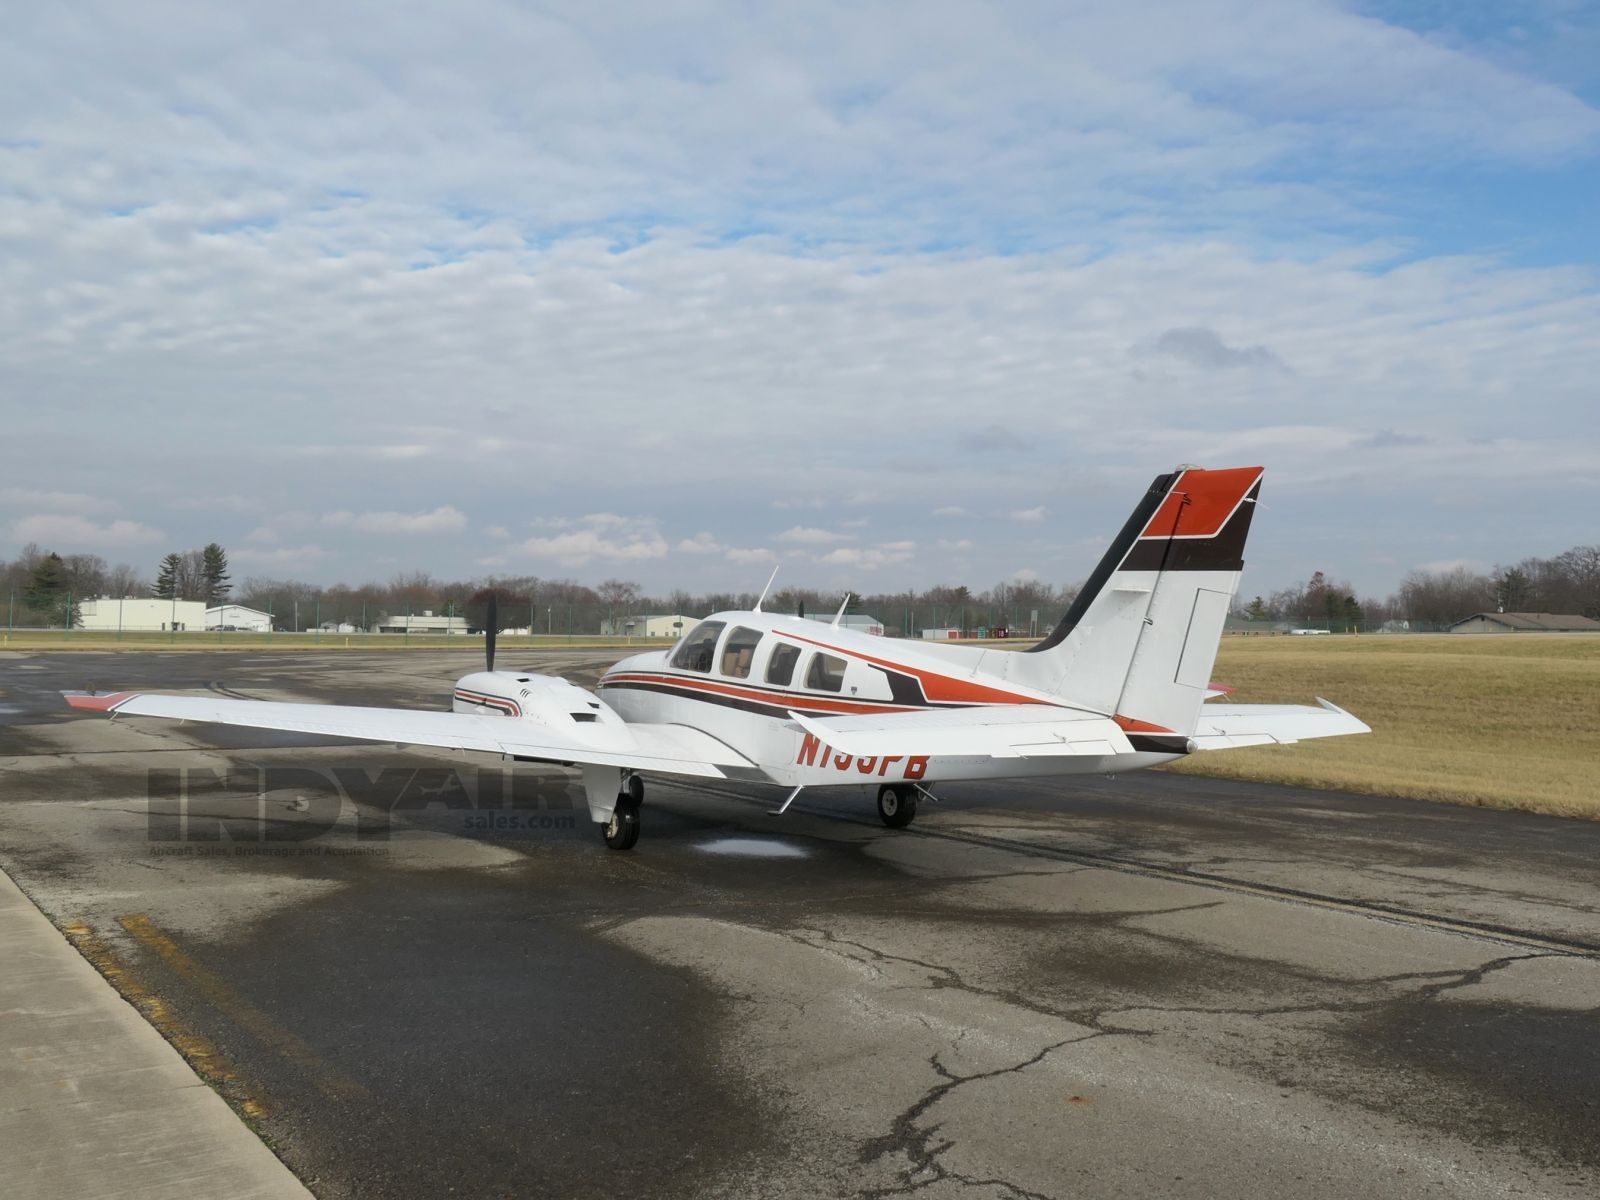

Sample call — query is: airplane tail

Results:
[1016,466,1263,746]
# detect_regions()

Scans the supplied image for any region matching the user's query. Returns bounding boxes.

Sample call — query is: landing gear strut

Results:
[876,783,917,829]
[603,774,645,851]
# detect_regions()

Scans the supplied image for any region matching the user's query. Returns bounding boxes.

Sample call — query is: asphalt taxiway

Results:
[2,649,1598,1199]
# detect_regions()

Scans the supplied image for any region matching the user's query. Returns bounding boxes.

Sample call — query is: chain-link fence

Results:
[0,590,1471,645]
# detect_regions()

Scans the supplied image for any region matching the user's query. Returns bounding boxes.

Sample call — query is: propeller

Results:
[485,591,498,673]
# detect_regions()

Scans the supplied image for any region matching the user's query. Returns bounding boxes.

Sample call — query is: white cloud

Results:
[726,546,777,564]
[515,528,669,568]
[677,532,725,555]
[10,514,163,547]
[0,488,111,515]
[300,444,433,460]
[937,538,974,552]
[1013,568,1040,583]
[817,541,916,569]
[932,506,968,518]
[531,513,632,530]
[324,506,467,534]
[232,544,333,567]
[1009,507,1047,524]
[778,526,851,545]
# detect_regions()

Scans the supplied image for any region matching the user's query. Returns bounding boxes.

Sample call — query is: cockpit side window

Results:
[765,642,801,687]
[805,651,847,693]
[670,620,726,673]
[720,626,763,679]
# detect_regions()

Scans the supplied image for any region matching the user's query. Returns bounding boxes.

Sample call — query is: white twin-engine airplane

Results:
[66,465,1367,850]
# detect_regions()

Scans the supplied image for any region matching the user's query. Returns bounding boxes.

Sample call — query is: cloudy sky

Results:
[3,1,1597,599]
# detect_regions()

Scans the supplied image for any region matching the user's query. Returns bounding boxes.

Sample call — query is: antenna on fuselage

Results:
[485,592,497,673]
[830,592,851,629]
[753,564,780,612]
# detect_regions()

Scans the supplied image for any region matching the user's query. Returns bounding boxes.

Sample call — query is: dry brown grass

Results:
[1167,634,1600,819]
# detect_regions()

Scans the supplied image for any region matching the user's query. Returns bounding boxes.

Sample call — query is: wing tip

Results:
[1315,696,1371,734]
[62,690,139,712]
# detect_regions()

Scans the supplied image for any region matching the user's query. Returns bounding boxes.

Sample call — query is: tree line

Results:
[1,539,1595,632]
[1239,543,1600,629]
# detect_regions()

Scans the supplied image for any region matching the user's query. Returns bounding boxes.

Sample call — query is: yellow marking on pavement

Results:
[62,920,254,1101]
[117,912,370,1100]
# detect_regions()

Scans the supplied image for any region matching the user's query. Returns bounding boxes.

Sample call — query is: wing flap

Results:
[64,692,742,779]
[1190,698,1370,749]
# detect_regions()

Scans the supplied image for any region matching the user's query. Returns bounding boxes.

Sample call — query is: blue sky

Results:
[2,1,1597,599]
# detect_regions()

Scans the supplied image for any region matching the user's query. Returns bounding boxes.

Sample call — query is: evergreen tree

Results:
[24,552,73,626]
[201,543,231,605]
[1246,595,1268,621]
[25,552,66,609]
[153,553,181,600]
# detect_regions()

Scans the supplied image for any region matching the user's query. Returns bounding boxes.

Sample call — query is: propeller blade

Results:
[486,593,497,673]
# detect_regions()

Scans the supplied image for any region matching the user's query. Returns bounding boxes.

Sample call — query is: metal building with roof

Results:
[1447,612,1600,634]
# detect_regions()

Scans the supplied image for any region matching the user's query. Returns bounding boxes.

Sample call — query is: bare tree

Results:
[1397,566,1494,626]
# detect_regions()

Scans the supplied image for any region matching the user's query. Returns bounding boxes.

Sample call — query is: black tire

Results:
[876,783,917,829]
[603,797,641,850]
[625,773,645,805]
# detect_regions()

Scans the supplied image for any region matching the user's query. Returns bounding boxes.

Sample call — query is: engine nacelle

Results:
[451,670,626,732]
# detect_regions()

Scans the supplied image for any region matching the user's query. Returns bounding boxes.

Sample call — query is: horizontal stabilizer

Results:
[1189,698,1370,749]
[787,705,1136,760]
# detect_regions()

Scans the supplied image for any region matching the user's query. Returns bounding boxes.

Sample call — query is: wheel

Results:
[625,773,645,805]
[603,797,641,850]
[876,783,917,829]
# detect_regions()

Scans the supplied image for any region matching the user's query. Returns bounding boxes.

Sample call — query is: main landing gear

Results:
[877,783,918,829]
[603,773,646,851]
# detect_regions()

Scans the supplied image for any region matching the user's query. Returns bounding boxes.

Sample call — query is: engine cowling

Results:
[451,670,626,732]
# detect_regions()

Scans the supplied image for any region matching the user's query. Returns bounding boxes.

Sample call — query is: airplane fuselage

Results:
[447,610,1182,790]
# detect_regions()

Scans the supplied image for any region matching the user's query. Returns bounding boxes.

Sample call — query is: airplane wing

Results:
[788,705,1137,759]
[62,691,750,779]
[1188,699,1370,749]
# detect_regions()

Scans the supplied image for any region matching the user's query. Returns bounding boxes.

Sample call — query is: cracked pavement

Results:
[3,649,1599,1198]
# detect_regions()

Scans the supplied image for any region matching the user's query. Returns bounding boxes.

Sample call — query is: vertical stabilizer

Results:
[1019,466,1263,741]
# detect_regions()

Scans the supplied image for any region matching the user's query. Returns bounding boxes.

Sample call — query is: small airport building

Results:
[372,611,469,634]
[1448,612,1600,634]
[77,597,206,632]
[602,614,696,638]
[206,604,273,633]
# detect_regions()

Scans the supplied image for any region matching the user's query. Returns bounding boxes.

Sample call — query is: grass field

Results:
[1169,634,1600,820]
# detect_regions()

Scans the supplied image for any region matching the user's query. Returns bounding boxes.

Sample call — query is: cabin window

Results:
[766,642,801,686]
[670,620,725,673]
[720,626,763,679]
[805,651,847,693]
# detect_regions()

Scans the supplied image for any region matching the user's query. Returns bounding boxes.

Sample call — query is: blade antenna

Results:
[830,592,850,630]
[485,592,498,673]
[753,564,780,613]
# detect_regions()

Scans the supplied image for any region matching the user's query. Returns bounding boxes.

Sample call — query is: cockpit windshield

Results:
[670,620,726,673]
